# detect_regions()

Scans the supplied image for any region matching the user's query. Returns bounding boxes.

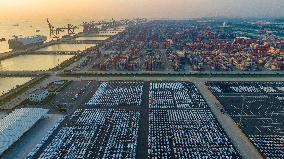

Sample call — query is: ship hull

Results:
[8,35,47,50]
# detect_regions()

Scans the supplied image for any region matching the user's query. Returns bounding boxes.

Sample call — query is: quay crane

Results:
[47,18,79,38]
[82,18,118,33]
[82,21,99,33]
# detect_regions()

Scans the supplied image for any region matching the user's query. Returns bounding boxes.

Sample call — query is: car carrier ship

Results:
[8,35,47,50]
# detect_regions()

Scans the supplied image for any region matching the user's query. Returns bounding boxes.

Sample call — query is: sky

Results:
[0,0,283,21]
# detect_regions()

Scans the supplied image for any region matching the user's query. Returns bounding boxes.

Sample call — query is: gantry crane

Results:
[47,18,79,38]
[81,18,119,33]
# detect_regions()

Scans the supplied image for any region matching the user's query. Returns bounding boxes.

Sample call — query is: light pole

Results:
[240,95,246,127]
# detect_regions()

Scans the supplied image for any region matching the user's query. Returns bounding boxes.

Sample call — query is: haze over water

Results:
[0,54,73,71]
[0,77,32,96]
[0,19,82,53]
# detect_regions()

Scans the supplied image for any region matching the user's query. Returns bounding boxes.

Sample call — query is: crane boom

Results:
[46,18,78,38]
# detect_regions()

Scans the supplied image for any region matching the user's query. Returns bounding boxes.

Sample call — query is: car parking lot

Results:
[149,109,241,158]
[26,81,242,158]
[149,82,208,109]
[86,82,144,107]
[207,81,284,158]
[148,82,240,158]
[32,109,140,159]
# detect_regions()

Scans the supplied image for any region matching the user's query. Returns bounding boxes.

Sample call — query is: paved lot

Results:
[194,81,263,159]
[51,80,99,114]
[1,75,58,110]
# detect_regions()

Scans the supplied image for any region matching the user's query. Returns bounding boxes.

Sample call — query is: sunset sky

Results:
[0,0,283,21]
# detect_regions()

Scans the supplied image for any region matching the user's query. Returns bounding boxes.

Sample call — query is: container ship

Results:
[8,35,47,50]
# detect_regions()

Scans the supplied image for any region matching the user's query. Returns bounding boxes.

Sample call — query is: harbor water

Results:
[37,43,96,52]
[75,36,110,41]
[0,54,74,71]
[0,19,82,53]
[0,77,32,96]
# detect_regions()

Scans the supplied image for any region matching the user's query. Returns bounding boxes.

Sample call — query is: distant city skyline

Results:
[0,0,284,21]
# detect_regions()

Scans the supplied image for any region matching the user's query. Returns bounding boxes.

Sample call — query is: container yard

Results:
[68,20,284,73]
